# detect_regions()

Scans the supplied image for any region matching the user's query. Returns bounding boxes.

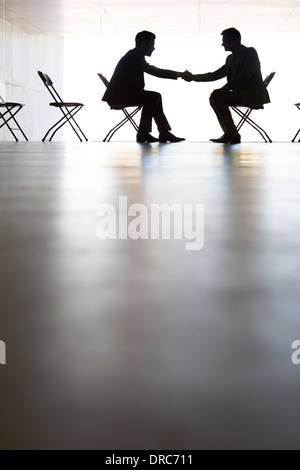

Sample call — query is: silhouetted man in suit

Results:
[185,27,270,143]
[102,30,189,143]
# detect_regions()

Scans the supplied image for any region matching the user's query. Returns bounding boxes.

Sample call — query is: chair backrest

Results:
[264,72,275,88]
[38,70,63,104]
[98,73,109,88]
[98,73,122,109]
[38,71,53,86]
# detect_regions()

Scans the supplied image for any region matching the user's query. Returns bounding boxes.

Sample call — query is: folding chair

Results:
[231,72,275,142]
[98,73,142,142]
[0,95,28,141]
[38,71,88,142]
[292,103,300,142]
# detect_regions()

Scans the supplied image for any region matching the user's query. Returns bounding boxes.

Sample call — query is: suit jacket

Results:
[193,45,270,106]
[102,47,178,105]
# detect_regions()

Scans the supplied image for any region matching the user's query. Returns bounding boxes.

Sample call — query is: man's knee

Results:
[140,92,162,113]
[210,90,242,108]
[144,91,161,105]
[210,92,226,107]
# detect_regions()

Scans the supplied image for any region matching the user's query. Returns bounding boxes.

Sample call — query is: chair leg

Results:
[48,106,87,141]
[292,129,300,142]
[104,106,141,142]
[235,108,252,132]
[104,114,131,142]
[7,114,28,141]
[122,108,141,133]
[232,107,272,143]
[0,105,28,141]
[43,105,88,142]
[291,104,300,142]
[0,113,19,141]
[244,115,272,142]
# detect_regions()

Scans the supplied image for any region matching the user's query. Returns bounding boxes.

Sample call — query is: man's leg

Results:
[209,90,243,136]
[125,90,184,142]
[135,90,171,134]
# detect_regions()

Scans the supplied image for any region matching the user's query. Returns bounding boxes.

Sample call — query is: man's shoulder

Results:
[119,48,136,60]
[241,45,258,56]
[119,47,144,65]
[122,47,143,59]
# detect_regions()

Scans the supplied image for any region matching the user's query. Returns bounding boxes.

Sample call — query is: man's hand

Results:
[178,70,194,82]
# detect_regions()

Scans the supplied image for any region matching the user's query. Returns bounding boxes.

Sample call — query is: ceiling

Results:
[1,0,300,38]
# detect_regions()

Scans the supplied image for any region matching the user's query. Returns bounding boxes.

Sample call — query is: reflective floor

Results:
[0,140,300,450]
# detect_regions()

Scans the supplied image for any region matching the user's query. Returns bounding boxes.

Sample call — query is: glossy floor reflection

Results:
[0,141,300,450]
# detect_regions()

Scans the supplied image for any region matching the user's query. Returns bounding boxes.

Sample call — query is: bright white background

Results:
[64,32,300,142]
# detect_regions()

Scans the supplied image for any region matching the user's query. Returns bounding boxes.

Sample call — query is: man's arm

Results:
[144,62,178,80]
[144,60,192,81]
[187,64,228,82]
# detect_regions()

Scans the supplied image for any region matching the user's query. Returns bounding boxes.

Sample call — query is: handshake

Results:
[178,70,194,82]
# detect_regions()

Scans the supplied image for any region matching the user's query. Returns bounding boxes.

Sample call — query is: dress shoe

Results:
[210,133,241,144]
[136,132,159,143]
[158,131,185,143]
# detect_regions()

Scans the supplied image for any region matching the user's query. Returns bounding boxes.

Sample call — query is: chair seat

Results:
[110,104,124,110]
[236,104,264,110]
[50,102,84,107]
[110,103,141,110]
[0,102,24,107]
[251,104,264,110]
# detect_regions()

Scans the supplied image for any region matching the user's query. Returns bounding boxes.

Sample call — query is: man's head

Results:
[135,30,156,56]
[221,28,241,53]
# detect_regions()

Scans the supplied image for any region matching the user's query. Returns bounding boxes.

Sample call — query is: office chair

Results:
[230,72,276,142]
[292,103,300,142]
[0,95,28,141]
[38,71,88,142]
[98,73,142,142]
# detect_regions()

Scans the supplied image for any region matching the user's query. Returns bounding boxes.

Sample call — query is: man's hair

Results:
[135,30,156,47]
[221,27,241,43]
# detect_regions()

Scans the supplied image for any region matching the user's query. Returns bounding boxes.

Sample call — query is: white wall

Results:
[0,18,64,141]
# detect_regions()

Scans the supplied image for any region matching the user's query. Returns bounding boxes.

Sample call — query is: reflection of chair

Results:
[292,103,300,142]
[98,73,142,142]
[38,71,88,142]
[0,95,28,141]
[230,72,275,142]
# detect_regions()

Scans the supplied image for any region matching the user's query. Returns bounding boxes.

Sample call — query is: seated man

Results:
[102,30,189,143]
[185,27,270,144]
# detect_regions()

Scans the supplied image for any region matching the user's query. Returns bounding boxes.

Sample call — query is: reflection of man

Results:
[102,30,190,143]
[185,27,270,143]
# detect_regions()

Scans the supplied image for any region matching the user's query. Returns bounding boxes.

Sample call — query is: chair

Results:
[0,95,28,141]
[230,72,275,142]
[98,73,142,142]
[292,103,300,142]
[38,71,88,142]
